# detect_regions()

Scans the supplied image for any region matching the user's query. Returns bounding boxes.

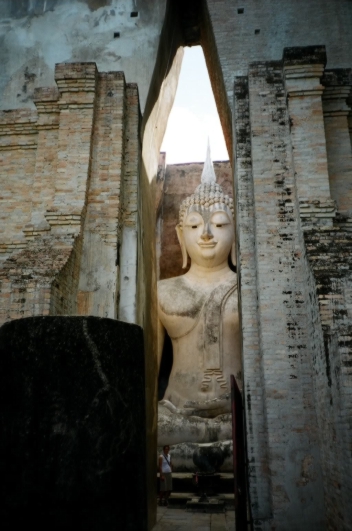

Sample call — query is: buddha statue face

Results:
[179,206,235,269]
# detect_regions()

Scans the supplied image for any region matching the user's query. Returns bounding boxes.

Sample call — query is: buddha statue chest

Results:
[158,272,240,407]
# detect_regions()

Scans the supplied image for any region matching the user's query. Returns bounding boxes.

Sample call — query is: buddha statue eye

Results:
[216,224,223,228]
[191,225,198,229]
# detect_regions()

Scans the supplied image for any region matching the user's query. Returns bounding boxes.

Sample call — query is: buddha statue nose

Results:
[201,223,213,241]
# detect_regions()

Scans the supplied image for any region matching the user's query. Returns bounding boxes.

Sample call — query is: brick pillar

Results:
[23,87,60,241]
[245,59,325,529]
[48,63,98,235]
[283,46,335,228]
[77,72,127,319]
[348,91,352,149]
[0,110,37,259]
[233,76,271,520]
[322,69,352,214]
[118,83,141,324]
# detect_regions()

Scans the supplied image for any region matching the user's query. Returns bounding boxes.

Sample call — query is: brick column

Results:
[233,76,271,520]
[48,63,98,235]
[118,83,141,324]
[48,64,98,317]
[322,69,352,215]
[77,72,127,319]
[348,91,352,149]
[246,60,325,529]
[283,46,335,228]
[0,110,37,259]
[23,87,60,241]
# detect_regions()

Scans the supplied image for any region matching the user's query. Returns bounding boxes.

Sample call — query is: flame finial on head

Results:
[178,140,234,225]
[201,138,217,184]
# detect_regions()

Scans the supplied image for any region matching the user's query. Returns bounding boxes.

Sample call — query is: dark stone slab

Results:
[0,316,147,530]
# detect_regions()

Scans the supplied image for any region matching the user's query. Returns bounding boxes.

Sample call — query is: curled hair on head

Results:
[178,182,234,225]
[178,139,235,225]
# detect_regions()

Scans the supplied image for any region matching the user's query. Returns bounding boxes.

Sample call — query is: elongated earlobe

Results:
[176,224,188,269]
[231,241,236,267]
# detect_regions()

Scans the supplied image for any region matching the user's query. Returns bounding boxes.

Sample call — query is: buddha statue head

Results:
[176,143,236,269]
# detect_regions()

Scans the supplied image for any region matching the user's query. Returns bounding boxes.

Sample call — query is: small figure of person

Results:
[158,445,172,506]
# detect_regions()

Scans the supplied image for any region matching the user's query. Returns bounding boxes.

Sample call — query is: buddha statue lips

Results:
[157,143,241,446]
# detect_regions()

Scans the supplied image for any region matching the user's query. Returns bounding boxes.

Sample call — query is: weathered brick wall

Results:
[233,46,352,530]
[0,236,79,322]
[0,110,37,259]
[348,91,352,148]
[304,226,352,531]
[117,82,140,323]
[244,60,324,530]
[29,87,60,235]
[0,62,141,328]
[322,69,352,215]
[123,84,141,229]
[77,71,126,319]
[233,76,272,520]
[283,47,330,207]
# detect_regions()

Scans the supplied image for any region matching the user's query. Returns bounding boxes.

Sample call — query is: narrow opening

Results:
[113,32,120,38]
[161,46,229,166]
[140,0,238,486]
[238,8,244,14]
[130,11,138,17]
[157,45,231,397]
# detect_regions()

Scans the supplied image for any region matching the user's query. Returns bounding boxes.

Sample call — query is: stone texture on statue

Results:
[159,441,233,473]
[157,146,240,449]
[0,316,147,530]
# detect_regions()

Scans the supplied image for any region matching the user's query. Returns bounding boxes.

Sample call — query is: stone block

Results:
[0,316,147,530]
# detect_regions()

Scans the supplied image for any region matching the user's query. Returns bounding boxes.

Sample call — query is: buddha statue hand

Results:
[158,400,232,446]
[160,392,231,419]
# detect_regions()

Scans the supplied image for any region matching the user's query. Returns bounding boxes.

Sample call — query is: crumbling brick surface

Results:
[123,83,140,229]
[233,52,352,529]
[0,237,74,323]
[322,69,352,216]
[77,72,126,318]
[0,110,37,258]
[304,226,352,530]
[234,59,326,528]
[233,75,272,521]
[0,63,98,325]
[0,62,141,326]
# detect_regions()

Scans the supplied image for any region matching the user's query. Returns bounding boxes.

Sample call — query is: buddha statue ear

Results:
[176,224,188,269]
[231,241,236,267]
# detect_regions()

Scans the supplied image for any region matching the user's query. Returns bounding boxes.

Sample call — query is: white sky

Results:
[160,46,229,165]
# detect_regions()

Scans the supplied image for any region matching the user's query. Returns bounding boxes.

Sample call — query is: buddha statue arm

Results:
[160,393,231,419]
[158,403,232,446]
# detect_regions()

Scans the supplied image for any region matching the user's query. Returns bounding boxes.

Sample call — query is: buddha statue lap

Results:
[157,146,242,452]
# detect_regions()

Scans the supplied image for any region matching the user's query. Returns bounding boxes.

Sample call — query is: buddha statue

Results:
[157,145,241,448]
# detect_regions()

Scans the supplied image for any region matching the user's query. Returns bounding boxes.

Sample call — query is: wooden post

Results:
[231,374,247,529]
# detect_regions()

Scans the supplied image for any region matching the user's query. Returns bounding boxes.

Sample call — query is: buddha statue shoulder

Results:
[157,145,242,446]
